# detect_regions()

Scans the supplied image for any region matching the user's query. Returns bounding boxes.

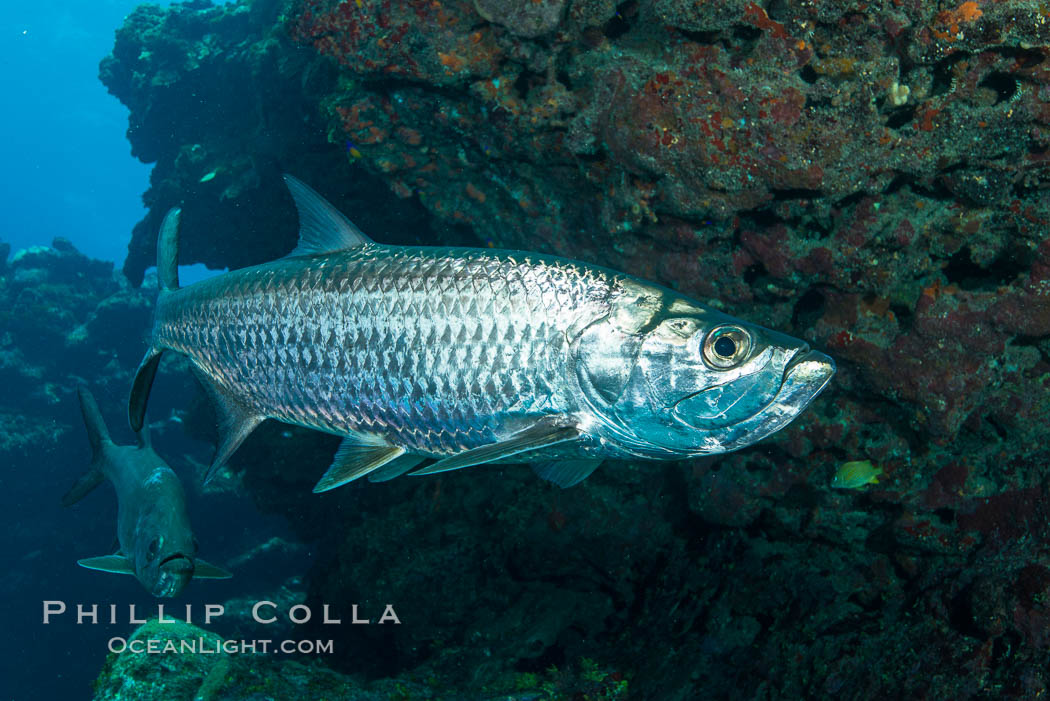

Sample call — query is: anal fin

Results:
[368,453,426,482]
[532,459,604,488]
[313,438,407,493]
[192,367,264,485]
[410,420,581,476]
[78,555,135,575]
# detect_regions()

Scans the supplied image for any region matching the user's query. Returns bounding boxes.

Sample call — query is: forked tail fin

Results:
[62,386,110,506]
[77,385,111,461]
[129,207,181,432]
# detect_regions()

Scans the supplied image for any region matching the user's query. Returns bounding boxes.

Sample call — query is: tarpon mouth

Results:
[160,552,190,566]
[671,347,835,438]
[719,347,835,447]
[781,348,836,397]
[156,554,195,597]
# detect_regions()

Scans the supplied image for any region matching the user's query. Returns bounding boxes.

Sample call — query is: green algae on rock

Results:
[92,618,627,701]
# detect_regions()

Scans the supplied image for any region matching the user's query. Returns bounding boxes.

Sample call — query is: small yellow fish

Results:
[199,170,217,183]
[831,460,882,489]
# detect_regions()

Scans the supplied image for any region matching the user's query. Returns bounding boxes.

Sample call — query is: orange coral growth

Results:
[956,1,983,22]
[932,1,983,40]
[743,3,789,39]
[438,52,465,72]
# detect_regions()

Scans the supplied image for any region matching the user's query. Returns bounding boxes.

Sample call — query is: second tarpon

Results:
[65,387,231,596]
[130,176,834,493]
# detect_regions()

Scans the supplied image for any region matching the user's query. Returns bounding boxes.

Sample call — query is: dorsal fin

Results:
[283,174,373,257]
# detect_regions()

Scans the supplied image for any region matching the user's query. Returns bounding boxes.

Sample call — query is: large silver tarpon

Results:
[130,176,835,492]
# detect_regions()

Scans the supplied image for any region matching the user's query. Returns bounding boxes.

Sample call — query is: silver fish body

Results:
[156,246,611,458]
[131,177,835,491]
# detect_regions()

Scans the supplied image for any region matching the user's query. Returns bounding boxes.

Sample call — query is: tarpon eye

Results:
[702,326,752,368]
[714,336,736,356]
[146,539,160,563]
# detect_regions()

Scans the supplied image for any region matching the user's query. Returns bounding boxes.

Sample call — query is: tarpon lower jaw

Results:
[674,348,835,453]
[155,554,195,597]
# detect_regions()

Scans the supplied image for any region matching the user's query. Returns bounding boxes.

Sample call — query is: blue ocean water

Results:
[0,0,162,265]
[3,4,148,696]
[1,6,267,699]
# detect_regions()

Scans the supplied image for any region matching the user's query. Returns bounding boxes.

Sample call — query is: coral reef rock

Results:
[98,0,1050,697]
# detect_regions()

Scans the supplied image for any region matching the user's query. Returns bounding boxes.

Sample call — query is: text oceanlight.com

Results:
[108,637,336,655]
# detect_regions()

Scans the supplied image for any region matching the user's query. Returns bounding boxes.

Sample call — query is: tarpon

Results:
[64,387,231,596]
[130,176,834,493]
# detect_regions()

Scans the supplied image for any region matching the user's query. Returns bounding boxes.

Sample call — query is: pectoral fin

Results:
[191,367,264,485]
[531,459,604,488]
[78,555,135,575]
[193,559,233,579]
[313,439,407,493]
[411,421,582,476]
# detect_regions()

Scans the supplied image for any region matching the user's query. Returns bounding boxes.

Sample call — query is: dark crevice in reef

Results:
[804,94,833,110]
[731,24,763,43]
[718,26,764,57]
[985,414,1010,441]
[791,288,827,330]
[556,68,575,92]
[513,69,547,101]
[908,177,957,202]
[886,104,916,129]
[943,246,1032,291]
[603,0,637,40]
[992,46,1047,69]
[881,174,913,196]
[1010,336,1050,366]
[675,28,720,44]
[743,261,769,286]
[771,187,822,201]
[930,53,971,97]
[890,303,914,332]
[835,190,871,207]
[741,207,782,228]
[979,72,1019,104]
